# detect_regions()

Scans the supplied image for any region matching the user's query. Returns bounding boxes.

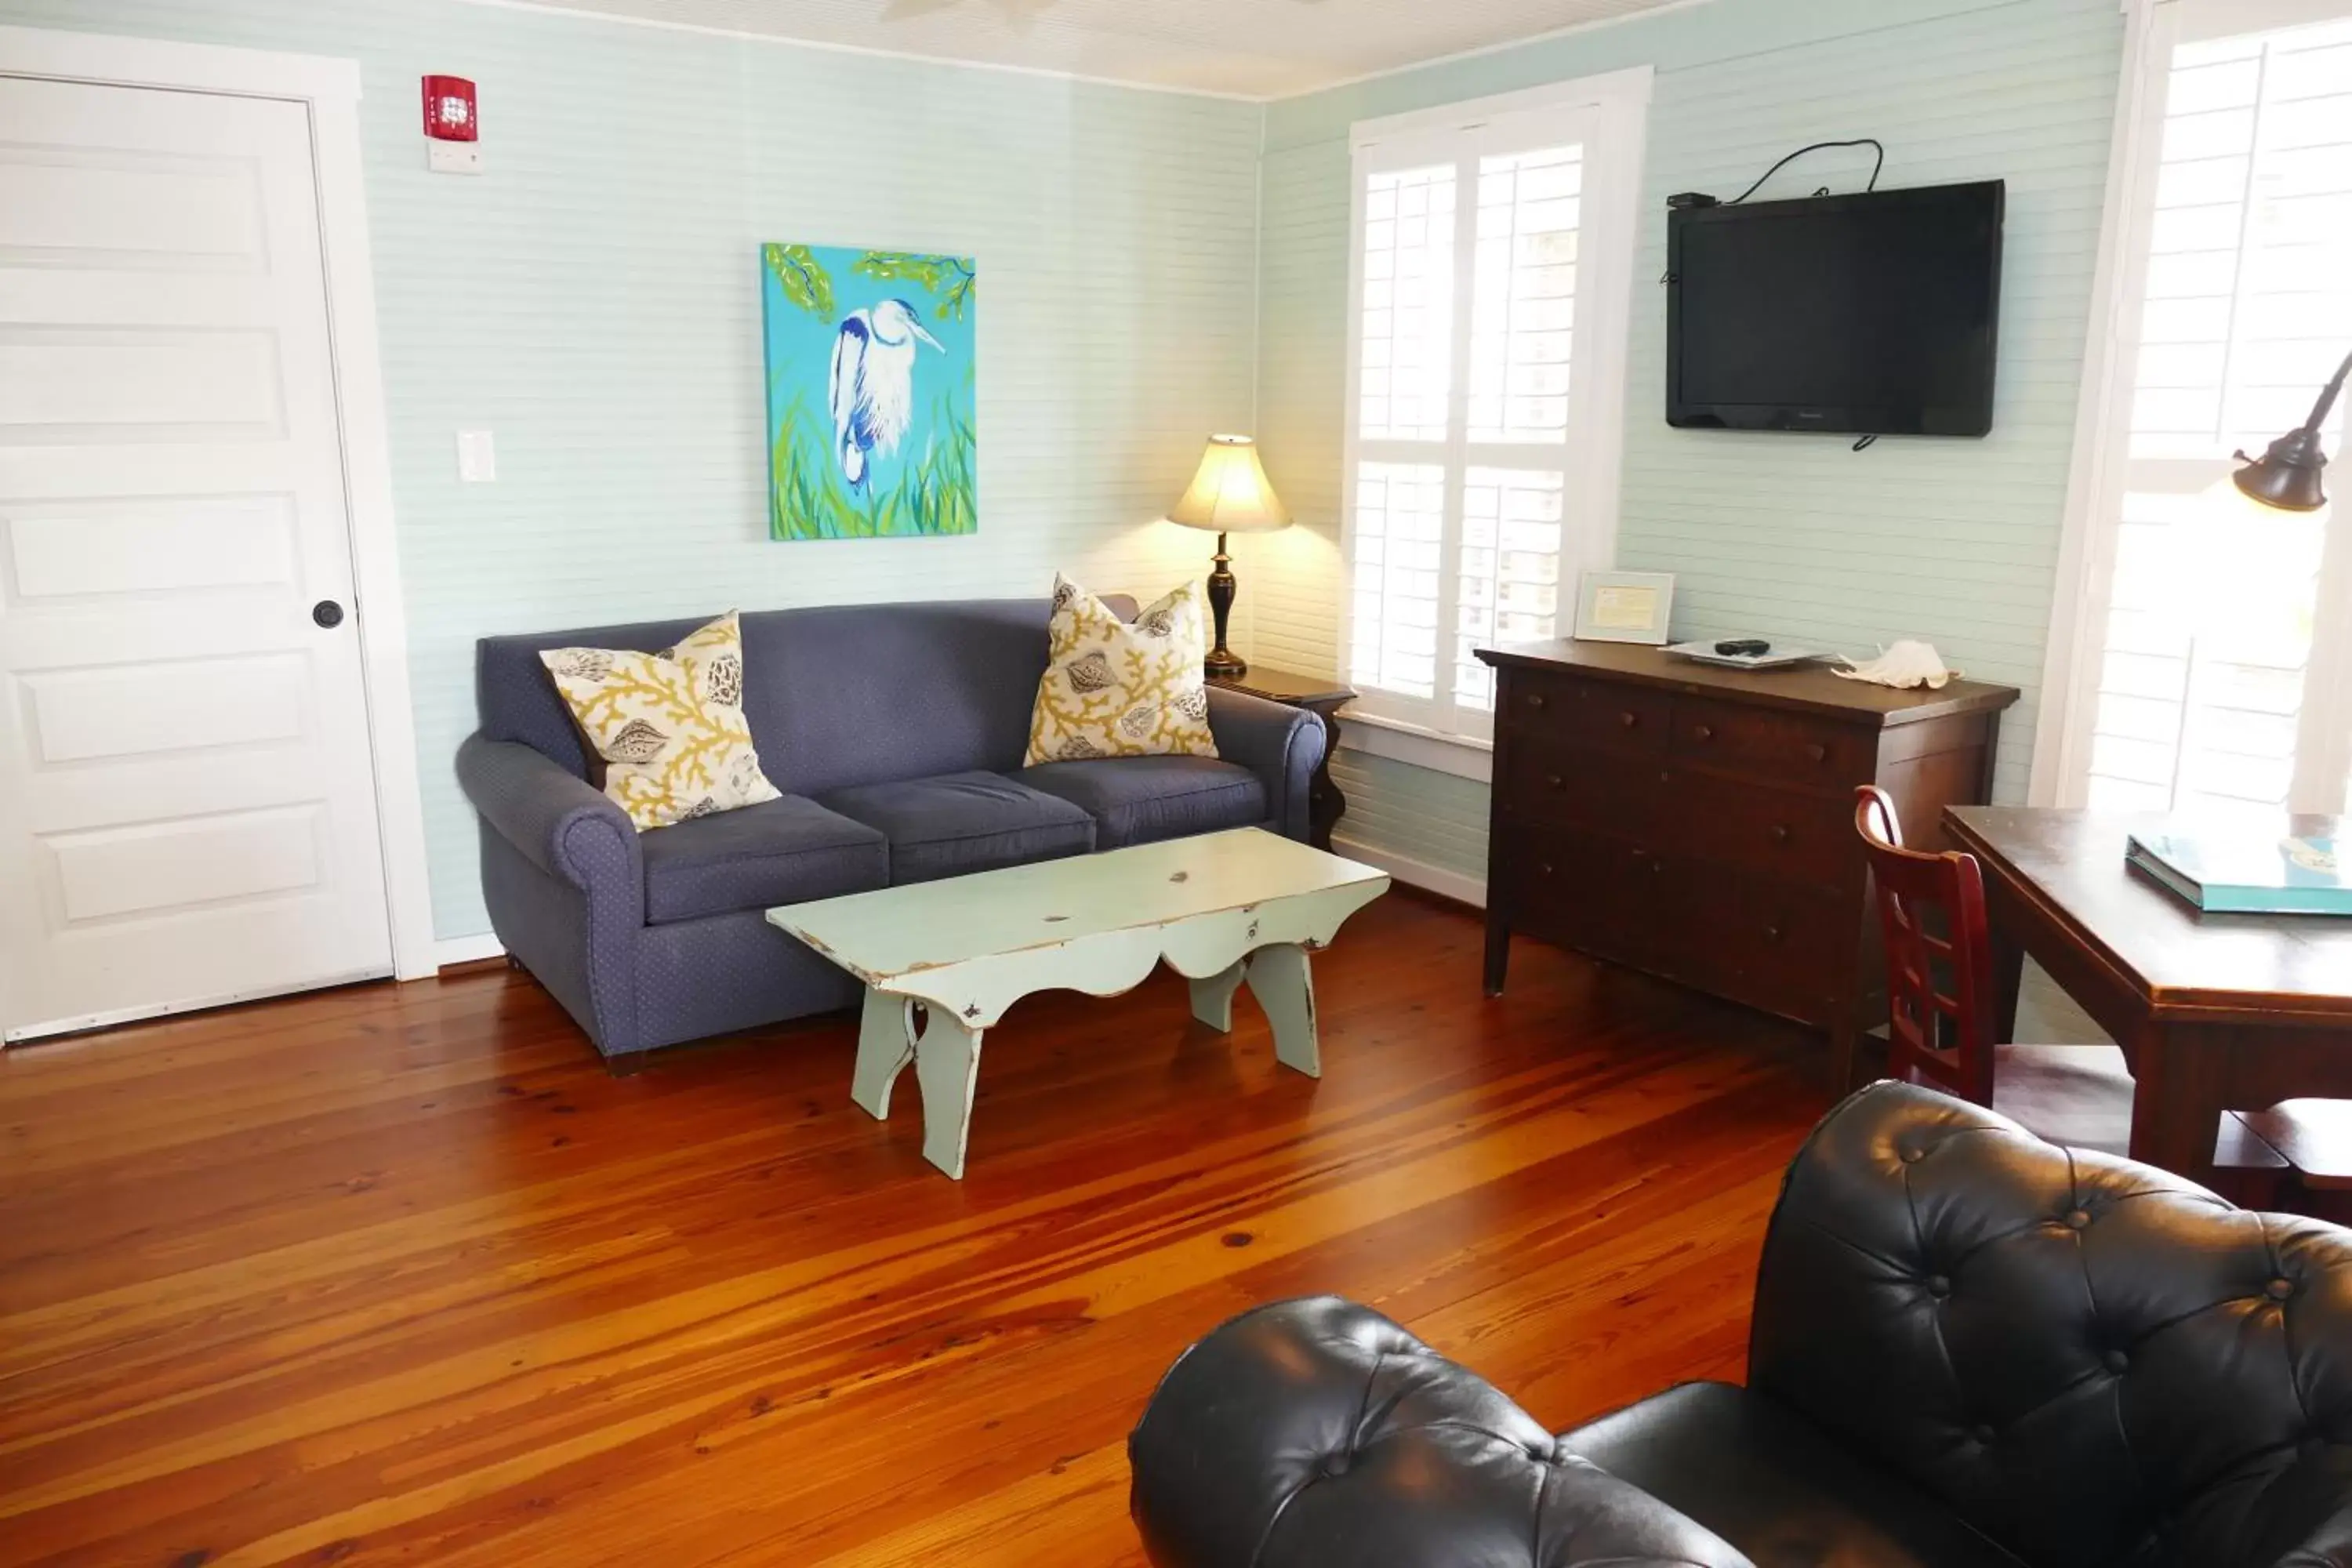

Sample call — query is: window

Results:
[2049,2,2352,821]
[1341,73,1650,745]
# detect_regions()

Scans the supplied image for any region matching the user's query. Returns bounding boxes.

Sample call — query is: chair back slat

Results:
[1854,787,1997,1105]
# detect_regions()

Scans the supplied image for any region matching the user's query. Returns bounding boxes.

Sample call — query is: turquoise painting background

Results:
[761,244,978,540]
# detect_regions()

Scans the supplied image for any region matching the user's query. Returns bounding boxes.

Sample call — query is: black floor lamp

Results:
[2233,348,2352,512]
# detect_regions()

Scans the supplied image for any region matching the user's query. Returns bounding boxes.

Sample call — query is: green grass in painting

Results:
[769,395,978,541]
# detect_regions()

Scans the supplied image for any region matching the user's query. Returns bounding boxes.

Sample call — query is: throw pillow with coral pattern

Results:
[539,611,782,830]
[1025,575,1218,765]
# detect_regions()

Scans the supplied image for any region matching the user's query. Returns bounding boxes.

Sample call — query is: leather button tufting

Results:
[2104,1351,2129,1374]
[1900,1145,1924,1164]
[1971,1425,1995,1446]
[1321,1450,1352,1478]
[1926,1275,1951,1298]
[2270,1277,2296,1302]
[2064,1209,2091,1230]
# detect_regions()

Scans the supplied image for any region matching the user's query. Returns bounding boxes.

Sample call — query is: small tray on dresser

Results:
[1661,639,1833,671]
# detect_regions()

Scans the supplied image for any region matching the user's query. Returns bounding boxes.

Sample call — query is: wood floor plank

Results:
[0,893,1832,1567]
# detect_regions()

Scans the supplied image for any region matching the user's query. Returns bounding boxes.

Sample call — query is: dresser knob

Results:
[1806,742,1827,763]
[1527,693,1548,710]
[1770,824,1791,844]
[1544,773,1564,790]
[1619,711,1639,728]
[1766,924,1784,942]
[1538,862,1555,879]
[1693,724,1714,742]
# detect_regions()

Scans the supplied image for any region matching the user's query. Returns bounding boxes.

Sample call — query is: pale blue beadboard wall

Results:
[0,0,1264,939]
[1244,0,2126,887]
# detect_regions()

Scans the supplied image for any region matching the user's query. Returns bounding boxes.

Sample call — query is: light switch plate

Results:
[456,430,496,483]
[428,140,484,175]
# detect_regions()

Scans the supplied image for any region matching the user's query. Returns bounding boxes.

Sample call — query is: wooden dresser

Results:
[1475,641,2020,1084]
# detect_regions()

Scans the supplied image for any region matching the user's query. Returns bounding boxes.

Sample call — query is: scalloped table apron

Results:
[768,827,1390,1178]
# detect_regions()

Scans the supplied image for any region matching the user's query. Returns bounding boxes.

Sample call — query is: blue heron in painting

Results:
[829,298,944,491]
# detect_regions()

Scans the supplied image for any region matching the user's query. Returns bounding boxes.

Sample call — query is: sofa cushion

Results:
[817,770,1094,885]
[638,794,887,924]
[1557,1381,2024,1568]
[539,612,786,830]
[1025,575,1218,764]
[1017,757,1265,849]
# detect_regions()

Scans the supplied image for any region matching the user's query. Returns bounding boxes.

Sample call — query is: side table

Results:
[1205,666,1356,851]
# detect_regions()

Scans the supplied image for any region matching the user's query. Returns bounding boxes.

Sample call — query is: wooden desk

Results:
[1205,666,1356,851]
[1944,806,2352,1182]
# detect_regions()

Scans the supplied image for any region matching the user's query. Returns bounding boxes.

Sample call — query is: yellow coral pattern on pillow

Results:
[539,611,782,831]
[1025,575,1218,765]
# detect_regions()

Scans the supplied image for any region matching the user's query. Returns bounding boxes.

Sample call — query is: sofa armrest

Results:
[1129,1297,1755,1568]
[1207,688,1325,842]
[456,732,641,895]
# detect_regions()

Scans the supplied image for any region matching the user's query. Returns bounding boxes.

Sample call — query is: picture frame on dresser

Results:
[1472,637,2020,1090]
[1572,570,1676,645]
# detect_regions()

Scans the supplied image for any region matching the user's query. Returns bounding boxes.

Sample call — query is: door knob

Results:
[313,600,345,629]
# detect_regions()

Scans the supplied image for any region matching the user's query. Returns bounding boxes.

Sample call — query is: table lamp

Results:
[2233,347,2350,512]
[1167,434,1291,679]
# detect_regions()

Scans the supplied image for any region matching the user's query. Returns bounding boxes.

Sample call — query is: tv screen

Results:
[1666,180,2004,437]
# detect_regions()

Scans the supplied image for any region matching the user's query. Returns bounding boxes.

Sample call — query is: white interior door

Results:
[0,74,394,1041]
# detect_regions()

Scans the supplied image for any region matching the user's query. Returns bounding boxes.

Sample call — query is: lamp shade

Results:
[2234,426,2331,513]
[2233,346,2352,513]
[1166,434,1291,535]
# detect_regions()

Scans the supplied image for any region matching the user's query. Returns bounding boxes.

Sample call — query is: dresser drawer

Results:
[1675,772,1860,883]
[1670,697,1875,792]
[1501,670,1671,755]
[1499,818,1664,970]
[1671,867,1856,1026]
[1499,740,1664,839]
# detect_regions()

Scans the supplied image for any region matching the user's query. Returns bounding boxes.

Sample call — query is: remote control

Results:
[1715,639,1771,657]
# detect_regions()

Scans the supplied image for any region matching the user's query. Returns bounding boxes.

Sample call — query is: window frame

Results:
[1338,67,1652,753]
[2035,0,2352,812]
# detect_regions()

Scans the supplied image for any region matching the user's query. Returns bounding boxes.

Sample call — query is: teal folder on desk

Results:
[2125,832,2352,916]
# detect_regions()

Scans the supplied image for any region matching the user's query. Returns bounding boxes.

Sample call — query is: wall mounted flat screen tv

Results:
[1667,180,2004,437]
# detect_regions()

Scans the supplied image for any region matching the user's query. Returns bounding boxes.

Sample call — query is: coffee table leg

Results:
[851,987,916,1120]
[914,1012,985,1179]
[1246,944,1319,1079]
[1189,959,1247,1032]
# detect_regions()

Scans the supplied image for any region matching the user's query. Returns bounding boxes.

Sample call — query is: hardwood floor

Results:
[0,892,1834,1567]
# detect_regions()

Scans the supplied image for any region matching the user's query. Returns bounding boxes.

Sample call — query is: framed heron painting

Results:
[760,242,978,541]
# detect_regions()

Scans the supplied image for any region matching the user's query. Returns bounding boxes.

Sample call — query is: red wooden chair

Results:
[1853,786,2289,1189]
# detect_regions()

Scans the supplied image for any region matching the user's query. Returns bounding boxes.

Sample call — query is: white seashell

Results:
[1834,640,1958,690]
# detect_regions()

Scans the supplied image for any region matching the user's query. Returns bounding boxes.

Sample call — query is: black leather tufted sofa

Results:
[1128,1081,2352,1568]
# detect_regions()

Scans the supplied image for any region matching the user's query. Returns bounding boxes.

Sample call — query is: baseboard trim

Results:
[435,932,506,969]
[1330,836,1488,909]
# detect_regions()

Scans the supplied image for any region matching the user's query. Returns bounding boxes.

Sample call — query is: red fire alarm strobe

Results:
[422,75,483,175]
[422,75,477,140]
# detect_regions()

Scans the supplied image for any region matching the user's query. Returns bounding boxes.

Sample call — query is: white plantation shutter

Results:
[2079,13,2352,823]
[1342,84,1642,743]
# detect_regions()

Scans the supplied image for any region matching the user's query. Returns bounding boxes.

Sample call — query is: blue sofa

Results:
[455,597,1327,1059]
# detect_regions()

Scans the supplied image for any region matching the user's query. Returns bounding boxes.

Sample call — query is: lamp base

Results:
[1203,532,1247,681]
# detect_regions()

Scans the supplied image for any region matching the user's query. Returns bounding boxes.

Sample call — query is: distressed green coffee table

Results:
[768,827,1389,1179]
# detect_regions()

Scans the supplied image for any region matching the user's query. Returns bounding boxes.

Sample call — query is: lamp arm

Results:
[2299,347,2352,435]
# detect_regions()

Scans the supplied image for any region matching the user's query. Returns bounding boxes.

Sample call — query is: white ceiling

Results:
[490,0,1700,99]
